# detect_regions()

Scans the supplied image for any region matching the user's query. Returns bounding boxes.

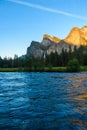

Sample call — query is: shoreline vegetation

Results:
[0,66,87,72]
[0,46,87,72]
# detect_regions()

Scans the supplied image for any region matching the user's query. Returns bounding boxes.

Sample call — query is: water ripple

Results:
[0,72,87,129]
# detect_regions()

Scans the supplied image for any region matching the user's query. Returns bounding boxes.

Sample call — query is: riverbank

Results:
[0,66,87,72]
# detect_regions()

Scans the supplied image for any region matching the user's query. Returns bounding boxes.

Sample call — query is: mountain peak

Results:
[72,27,80,30]
[27,25,87,58]
[43,34,61,43]
[81,26,87,29]
[43,26,87,46]
[64,26,87,46]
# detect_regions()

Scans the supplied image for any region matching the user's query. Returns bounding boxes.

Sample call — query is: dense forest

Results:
[0,46,87,70]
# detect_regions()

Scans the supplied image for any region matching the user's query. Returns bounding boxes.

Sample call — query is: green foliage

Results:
[0,56,3,67]
[24,57,45,71]
[67,58,80,72]
[0,45,87,72]
[13,54,19,67]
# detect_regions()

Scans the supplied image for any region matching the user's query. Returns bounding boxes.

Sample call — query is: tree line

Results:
[0,46,87,69]
[45,45,87,67]
[0,55,24,68]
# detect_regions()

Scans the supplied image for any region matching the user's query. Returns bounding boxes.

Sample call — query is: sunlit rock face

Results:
[64,26,87,46]
[27,38,59,58]
[26,26,87,58]
[26,39,74,58]
[81,26,87,41]
[43,34,61,43]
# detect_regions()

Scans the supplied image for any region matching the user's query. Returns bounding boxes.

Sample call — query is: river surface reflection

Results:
[0,72,87,130]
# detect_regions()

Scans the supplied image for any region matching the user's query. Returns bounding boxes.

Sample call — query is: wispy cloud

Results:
[7,0,87,20]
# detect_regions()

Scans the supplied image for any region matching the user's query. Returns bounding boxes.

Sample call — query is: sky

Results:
[0,0,87,58]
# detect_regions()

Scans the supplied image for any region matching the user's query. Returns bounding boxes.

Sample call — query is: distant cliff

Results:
[64,26,87,46]
[27,26,87,58]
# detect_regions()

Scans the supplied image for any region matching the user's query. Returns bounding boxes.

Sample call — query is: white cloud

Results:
[7,0,87,20]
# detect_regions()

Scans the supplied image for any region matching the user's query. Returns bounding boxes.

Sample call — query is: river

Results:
[0,72,87,130]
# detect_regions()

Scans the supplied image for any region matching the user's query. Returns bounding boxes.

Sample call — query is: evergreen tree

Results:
[67,58,80,72]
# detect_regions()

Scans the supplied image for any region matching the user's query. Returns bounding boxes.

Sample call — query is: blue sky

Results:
[0,0,87,58]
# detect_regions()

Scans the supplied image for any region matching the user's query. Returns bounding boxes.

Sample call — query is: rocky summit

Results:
[27,26,87,58]
[64,26,87,46]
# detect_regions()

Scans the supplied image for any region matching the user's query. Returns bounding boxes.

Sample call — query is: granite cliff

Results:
[64,26,87,46]
[27,26,87,58]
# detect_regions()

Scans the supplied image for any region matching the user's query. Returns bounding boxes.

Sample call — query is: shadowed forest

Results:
[0,46,87,71]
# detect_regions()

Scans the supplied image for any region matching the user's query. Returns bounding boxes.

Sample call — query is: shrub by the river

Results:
[67,58,80,72]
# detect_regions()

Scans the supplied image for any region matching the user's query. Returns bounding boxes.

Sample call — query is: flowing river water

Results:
[0,72,87,130]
